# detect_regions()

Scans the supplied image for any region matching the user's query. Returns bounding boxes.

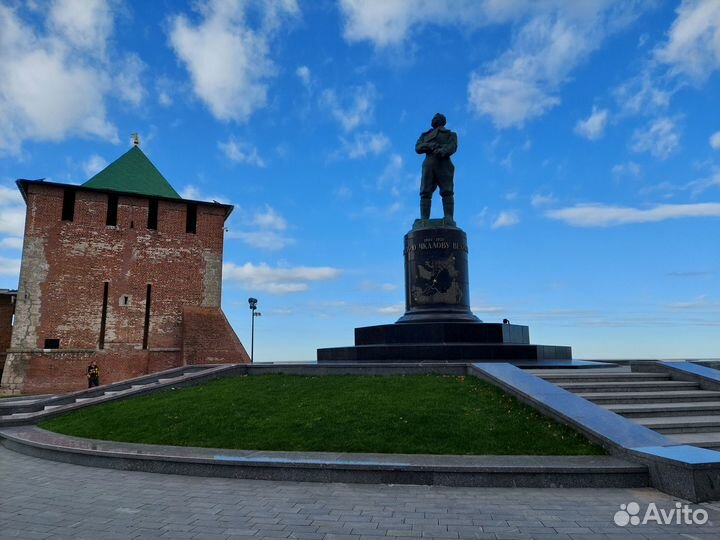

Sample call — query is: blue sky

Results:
[0,0,719,361]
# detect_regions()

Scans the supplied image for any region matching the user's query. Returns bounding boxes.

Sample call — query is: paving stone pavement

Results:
[1,446,719,540]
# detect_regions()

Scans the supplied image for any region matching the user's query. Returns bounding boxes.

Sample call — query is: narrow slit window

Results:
[142,284,152,350]
[106,194,118,226]
[186,203,197,234]
[99,282,109,349]
[147,199,158,230]
[61,189,76,221]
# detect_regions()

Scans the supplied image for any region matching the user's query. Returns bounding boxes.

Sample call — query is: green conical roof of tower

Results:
[83,146,181,199]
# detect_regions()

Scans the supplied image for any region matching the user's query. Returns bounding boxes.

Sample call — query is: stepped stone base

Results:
[317,322,572,364]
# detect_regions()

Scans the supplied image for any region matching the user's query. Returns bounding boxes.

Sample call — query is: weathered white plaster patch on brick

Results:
[10,236,47,348]
[0,236,48,393]
[202,250,222,307]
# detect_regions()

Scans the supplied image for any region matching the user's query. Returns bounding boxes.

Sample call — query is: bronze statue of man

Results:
[415,113,457,221]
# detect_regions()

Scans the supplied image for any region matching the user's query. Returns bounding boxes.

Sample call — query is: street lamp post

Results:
[248,297,261,362]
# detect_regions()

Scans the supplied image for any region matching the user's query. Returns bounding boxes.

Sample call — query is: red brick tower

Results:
[1,144,249,395]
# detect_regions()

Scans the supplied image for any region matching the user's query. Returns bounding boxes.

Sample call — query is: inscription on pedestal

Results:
[404,238,468,254]
[399,226,478,323]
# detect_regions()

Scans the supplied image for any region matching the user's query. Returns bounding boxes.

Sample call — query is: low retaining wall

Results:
[0,425,648,489]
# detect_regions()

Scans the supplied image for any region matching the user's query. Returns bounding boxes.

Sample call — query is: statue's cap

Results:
[431,113,447,128]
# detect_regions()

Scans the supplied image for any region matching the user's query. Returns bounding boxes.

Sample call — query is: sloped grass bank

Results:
[41,374,604,455]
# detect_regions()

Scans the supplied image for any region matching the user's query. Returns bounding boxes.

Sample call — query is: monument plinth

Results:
[398,220,479,323]
[316,112,573,365]
[316,218,573,363]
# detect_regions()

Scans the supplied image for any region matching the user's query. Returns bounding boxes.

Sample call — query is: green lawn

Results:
[40,374,605,455]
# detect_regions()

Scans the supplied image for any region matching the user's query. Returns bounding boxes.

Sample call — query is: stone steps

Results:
[577,390,720,404]
[556,380,698,392]
[605,401,720,417]
[668,431,720,450]
[0,366,230,426]
[541,372,670,383]
[536,366,720,454]
[634,415,720,433]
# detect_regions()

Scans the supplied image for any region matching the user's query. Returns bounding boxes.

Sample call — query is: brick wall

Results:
[3,349,181,394]
[0,295,14,373]
[182,306,250,365]
[1,182,249,395]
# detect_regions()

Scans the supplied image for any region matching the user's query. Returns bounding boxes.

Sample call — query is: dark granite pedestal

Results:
[317,220,573,365]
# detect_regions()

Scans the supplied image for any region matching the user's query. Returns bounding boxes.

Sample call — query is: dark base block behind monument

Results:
[317,221,574,366]
[317,322,572,364]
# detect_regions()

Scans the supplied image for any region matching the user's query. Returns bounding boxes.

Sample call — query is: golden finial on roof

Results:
[131,133,140,146]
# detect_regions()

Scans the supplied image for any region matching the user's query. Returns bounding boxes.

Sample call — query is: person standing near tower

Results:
[415,113,457,222]
[86,360,100,388]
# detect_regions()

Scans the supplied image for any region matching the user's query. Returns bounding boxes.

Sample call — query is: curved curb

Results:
[0,426,648,489]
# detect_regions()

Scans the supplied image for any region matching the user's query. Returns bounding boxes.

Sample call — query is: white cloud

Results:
[686,170,720,196]
[377,304,404,315]
[471,304,505,314]
[0,3,120,154]
[0,237,23,250]
[229,231,294,251]
[223,262,340,294]
[178,185,231,204]
[656,0,720,84]
[251,206,287,230]
[468,66,560,129]
[613,71,672,116]
[337,0,530,48]
[531,193,557,207]
[218,138,266,167]
[359,281,398,292]
[612,161,641,176]
[180,185,202,200]
[492,211,519,229]
[468,4,645,128]
[296,65,311,87]
[168,0,299,123]
[0,256,21,277]
[342,131,391,159]
[640,169,720,198]
[48,0,113,58]
[574,106,608,140]
[667,295,709,310]
[338,2,649,128]
[710,131,720,150]
[631,117,680,159]
[113,53,147,107]
[82,154,108,178]
[546,202,720,227]
[614,1,720,121]
[0,185,26,238]
[320,83,376,132]
[155,77,174,107]
[227,205,292,250]
[376,153,415,197]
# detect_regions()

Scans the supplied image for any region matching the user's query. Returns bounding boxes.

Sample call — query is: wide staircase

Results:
[0,364,233,427]
[531,365,720,450]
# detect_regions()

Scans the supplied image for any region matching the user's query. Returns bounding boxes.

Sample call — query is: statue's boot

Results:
[420,199,431,220]
[442,196,454,221]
